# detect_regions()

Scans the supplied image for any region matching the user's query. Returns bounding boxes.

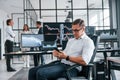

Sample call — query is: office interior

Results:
[0,0,120,80]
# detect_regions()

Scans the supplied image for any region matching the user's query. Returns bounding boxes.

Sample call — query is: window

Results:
[73,0,87,8]
[25,0,110,30]
[41,10,56,22]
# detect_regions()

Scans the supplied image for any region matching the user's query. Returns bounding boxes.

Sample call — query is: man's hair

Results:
[36,21,41,25]
[6,19,12,25]
[72,19,85,27]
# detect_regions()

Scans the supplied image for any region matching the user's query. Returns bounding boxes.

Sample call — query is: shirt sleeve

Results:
[82,39,95,65]
[7,27,15,38]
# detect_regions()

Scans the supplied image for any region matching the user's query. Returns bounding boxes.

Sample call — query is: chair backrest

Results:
[79,35,99,78]
[88,35,99,63]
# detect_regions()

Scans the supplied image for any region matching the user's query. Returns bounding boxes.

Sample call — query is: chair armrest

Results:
[67,63,94,71]
[67,64,81,71]
[87,63,94,67]
[65,63,95,80]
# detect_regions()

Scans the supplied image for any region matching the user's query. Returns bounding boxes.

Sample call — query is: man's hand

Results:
[52,50,67,59]
[53,50,86,65]
[53,50,59,57]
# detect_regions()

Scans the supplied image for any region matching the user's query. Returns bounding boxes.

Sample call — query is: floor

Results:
[0,55,57,80]
[0,54,120,80]
[0,59,23,80]
[8,68,29,80]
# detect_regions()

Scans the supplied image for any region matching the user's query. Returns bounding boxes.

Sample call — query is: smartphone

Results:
[54,48,60,52]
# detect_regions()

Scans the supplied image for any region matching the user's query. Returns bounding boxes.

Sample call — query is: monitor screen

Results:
[21,34,44,48]
[44,34,57,41]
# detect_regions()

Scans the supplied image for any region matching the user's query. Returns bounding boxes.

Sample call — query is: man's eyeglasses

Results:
[72,28,83,32]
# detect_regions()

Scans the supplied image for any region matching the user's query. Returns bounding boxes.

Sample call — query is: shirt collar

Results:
[80,33,86,39]
[8,25,12,28]
[75,32,86,40]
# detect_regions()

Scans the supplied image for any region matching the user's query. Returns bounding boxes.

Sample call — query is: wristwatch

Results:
[66,56,69,60]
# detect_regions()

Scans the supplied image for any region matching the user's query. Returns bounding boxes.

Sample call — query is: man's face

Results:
[72,24,85,39]
[9,20,14,26]
[36,24,41,29]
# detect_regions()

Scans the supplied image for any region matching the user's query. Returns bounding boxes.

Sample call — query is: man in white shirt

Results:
[5,19,16,72]
[28,18,95,80]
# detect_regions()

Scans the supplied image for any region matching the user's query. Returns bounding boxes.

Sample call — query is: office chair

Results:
[63,35,99,80]
[108,58,120,80]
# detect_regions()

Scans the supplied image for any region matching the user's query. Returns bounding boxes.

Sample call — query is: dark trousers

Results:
[5,40,13,69]
[33,54,39,66]
[28,61,79,80]
[31,47,45,66]
[33,55,45,66]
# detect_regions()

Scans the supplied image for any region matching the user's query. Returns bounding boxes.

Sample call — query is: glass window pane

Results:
[27,18,31,28]
[73,10,87,26]
[13,18,18,29]
[104,27,110,29]
[41,11,56,22]
[88,0,102,8]
[96,27,104,30]
[25,11,38,23]
[42,17,56,22]
[57,0,71,9]
[57,10,68,22]
[103,0,109,8]
[26,0,32,9]
[89,10,103,26]
[73,0,87,8]
[13,14,23,29]
[104,9,110,26]
[30,0,39,9]
[13,31,19,42]
[41,0,55,9]
[18,18,24,29]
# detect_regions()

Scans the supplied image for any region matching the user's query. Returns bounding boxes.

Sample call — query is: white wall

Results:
[0,10,10,59]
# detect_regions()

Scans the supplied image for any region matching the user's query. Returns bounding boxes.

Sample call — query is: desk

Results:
[3,51,52,56]
[97,49,120,60]
[97,49,120,80]
[107,57,120,80]
[3,51,52,66]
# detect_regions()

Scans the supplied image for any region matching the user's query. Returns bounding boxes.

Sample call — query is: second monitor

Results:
[21,34,44,48]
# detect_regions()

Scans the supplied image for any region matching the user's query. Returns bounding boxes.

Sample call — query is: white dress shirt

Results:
[22,31,31,34]
[61,33,95,66]
[6,26,15,41]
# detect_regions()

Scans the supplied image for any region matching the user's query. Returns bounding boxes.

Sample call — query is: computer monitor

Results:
[21,34,44,48]
[44,34,57,41]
